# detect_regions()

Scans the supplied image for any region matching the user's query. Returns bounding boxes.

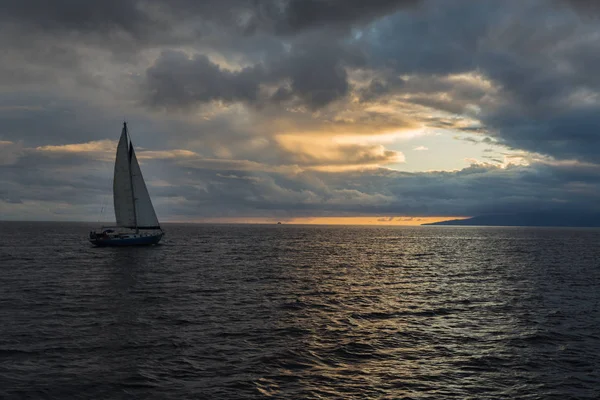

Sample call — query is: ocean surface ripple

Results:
[1,222,599,399]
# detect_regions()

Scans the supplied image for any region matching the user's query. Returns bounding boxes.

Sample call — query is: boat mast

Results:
[124,122,139,233]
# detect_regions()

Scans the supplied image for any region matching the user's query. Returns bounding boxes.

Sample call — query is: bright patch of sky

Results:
[390,130,512,172]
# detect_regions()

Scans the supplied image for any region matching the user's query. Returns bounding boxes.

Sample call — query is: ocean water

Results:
[1,222,599,399]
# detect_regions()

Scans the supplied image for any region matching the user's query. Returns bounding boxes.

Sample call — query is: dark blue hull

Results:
[90,233,163,247]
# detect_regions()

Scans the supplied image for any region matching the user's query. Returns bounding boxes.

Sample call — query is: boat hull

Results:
[90,233,163,247]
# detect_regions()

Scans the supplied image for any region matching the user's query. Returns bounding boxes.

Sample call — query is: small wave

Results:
[0,348,37,356]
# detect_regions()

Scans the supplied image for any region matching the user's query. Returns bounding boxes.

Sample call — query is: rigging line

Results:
[96,170,113,224]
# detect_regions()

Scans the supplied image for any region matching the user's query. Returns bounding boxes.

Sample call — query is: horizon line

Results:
[0,216,470,226]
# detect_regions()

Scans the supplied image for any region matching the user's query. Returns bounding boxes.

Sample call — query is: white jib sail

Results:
[129,144,160,228]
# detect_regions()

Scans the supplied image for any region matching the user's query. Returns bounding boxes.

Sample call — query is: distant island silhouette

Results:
[423,212,600,227]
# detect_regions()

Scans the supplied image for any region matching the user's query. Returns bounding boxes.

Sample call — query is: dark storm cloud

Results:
[472,9,600,162]
[561,0,600,15]
[142,0,423,37]
[144,51,263,109]
[142,37,363,110]
[0,0,423,38]
[278,0,422,34]
[268,39,357,109]
[1,0,148,34]
[483,107,600,163]
[363,0,497,76]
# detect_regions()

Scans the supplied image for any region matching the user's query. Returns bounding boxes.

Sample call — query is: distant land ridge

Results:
[422,212,600,227]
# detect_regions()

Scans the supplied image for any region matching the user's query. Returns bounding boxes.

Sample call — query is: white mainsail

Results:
[112,123,160,230]
[113,126,136,227]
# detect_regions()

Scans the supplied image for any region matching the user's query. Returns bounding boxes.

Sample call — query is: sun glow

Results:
[284,216,469,225]
[36,140,117,153]
[332,128,428,145]
[175,216,470,226]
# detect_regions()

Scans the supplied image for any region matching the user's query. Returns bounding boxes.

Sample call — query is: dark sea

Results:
[1,222,599,399]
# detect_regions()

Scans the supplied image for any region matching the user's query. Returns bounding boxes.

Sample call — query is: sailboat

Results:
[89,122,164,246]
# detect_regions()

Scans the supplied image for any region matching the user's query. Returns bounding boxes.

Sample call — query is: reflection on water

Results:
[0,223,599,398]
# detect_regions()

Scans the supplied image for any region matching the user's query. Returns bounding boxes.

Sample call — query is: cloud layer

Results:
[2,0,600,221]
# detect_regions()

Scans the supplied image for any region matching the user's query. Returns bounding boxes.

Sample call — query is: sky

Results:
[2,0,600,224]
